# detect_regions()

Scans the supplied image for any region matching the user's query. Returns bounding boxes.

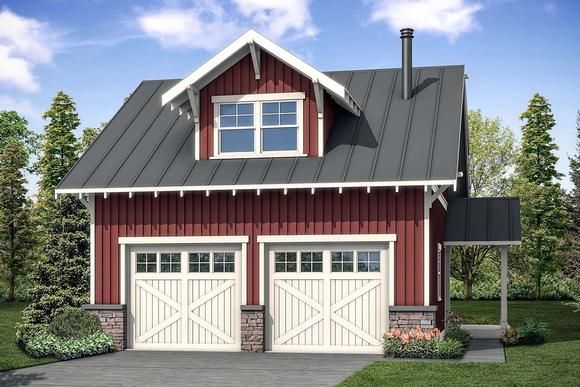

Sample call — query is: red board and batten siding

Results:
[94,187,425,306]
[429,199,447,329]
[199,52,336,158]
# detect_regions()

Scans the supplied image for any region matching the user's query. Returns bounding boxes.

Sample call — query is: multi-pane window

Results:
[189,252,210,273]
[218,103,254,153]
[261,101,298,151]
[300,251,323,272]
[215,97,302,156]
[275,252,297,272]
[136,253,157,273]
[160,253,181,273]
[357,251,380,272]
[331,251,354,272]
[213,252,235,273]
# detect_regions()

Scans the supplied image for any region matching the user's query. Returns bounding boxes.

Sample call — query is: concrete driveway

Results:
[0,351,380,386]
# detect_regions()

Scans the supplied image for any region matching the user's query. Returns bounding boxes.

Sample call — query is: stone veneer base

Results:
[389,305,438,331]
[240,305,265,352]
[83,304,127,351]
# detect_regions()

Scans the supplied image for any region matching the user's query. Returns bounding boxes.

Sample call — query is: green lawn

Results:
[0,303,56,372]
[341,301,580,386]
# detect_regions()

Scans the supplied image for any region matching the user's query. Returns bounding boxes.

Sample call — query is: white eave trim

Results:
[55,179,457,196]
[161,29,359,115]
[257,234,396,243]
[212,92,305,103]
[118,236,249,245]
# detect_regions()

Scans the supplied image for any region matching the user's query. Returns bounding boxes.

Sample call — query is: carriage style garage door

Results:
[268,243,389,353]
[129,245,241,351]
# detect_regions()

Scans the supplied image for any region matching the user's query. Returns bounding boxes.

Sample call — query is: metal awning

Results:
[444,197,521,246]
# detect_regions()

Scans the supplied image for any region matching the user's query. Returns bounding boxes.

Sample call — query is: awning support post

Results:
[444,245,452,328]
[500,245,509,328]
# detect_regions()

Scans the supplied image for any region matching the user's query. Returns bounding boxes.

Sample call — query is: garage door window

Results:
[189,252,210,272]
[136,253,157,273]
[331,251,354,272]
[300,251,323,272]
[275,252,297,272]
[357,251,380,272]
[160,253,181,273]
[214,252,235,272]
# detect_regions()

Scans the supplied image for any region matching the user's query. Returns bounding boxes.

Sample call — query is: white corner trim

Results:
[241,242,248,305]
[118,236,250,245]
[88,194,95,304]
[55,180,457,196]
[257,234,396,244]
[161,29,356,112]
[389,242,395,306]
[423,189,430,306]
[212,92,305,103]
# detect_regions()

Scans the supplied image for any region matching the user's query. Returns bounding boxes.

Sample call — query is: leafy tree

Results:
[18,91,89,340]
[513,94,570,299]
[451,110,516,299]
[565,110,580,280]
[0,141,34,302]
[0,111,40,160]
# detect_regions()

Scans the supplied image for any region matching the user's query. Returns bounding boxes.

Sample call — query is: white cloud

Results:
[367,0,483,41]
[232,0,318,40]
[136,0,317,50]
[137,1,241,50]
[0,8,58,92]
[0,94,36,117]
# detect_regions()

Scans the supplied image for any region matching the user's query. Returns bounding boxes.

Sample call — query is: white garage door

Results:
[130,246,241,351]
[269,244,388,353]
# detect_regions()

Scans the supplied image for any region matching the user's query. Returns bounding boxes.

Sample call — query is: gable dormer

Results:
[161,29,360,160]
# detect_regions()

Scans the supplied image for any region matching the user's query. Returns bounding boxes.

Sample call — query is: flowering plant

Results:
[383,326,441,358]
[383,326,465,359]
[445,311,464,330]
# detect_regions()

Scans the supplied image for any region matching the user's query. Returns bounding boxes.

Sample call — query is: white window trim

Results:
[213,93,304,158]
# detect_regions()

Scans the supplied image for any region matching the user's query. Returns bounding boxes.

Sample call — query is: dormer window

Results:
[212,92,305,158]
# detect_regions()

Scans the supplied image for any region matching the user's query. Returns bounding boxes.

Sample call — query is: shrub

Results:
[436,339,465,359]
[445,327,471,346]
[471,316,493,325]
[25,331,115,360]
[383,327,440,359]
[48,308,101,340]
[501,326,519,346]
[445,311,464,330]
[517,318,549,345]
[15,322,49,348]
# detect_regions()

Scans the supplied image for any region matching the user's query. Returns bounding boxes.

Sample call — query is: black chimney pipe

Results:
[400,28,414,100]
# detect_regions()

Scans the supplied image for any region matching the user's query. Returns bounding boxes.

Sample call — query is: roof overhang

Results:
[444,197,521,246]
[161,29,361,117]
[54,179,456,197]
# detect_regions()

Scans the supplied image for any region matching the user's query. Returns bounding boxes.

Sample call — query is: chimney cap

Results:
[400,28,414,38]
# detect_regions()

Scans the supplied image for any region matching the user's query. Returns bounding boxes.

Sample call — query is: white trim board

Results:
[257,234,396,243]
[119,236,249,245]
[55,179,457,196]
[212,92,305,103]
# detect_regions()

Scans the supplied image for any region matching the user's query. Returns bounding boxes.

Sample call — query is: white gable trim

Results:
[161,29,360,116]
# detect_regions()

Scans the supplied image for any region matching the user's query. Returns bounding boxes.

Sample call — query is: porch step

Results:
[462,324,503,339]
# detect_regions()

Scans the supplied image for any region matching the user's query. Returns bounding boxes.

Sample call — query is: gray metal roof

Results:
[445,198,521,245]
[58,65,465,191]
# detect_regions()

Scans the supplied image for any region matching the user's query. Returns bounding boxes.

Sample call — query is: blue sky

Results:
[0,0,579,194]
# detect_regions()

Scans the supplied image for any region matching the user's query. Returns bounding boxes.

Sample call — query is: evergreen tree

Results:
[0,141,34,302]
[80,122,105,153]
[18,91,89,340]
[514,94,570,299]
[36,91,81,217]
[565,110,580,280]
[0,111,40,159]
